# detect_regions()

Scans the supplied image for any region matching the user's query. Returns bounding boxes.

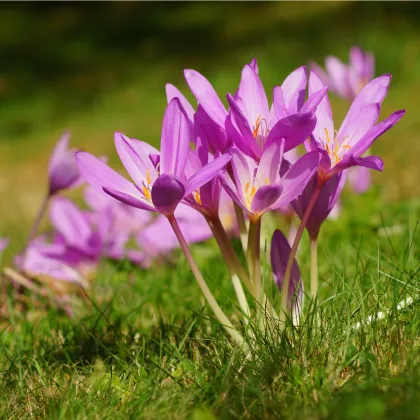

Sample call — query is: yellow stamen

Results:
[251,186,257,198]
[245,182,250,194]
[253,117,261,138]
[343,145,351,150]
[265,177,269,185]
[142,186,151,200]
[146,170,151,185]
[324,128,331,143]
[194,191,202,205]
[326,144,331,154]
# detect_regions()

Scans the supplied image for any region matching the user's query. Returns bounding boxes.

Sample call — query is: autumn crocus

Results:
[25,132,82,250]
[76,98,244,347]
[281,71,405,306]
[311,46,375,102]
[225,64,327,163]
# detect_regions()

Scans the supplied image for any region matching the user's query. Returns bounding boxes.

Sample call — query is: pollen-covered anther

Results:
[194,190,202,205]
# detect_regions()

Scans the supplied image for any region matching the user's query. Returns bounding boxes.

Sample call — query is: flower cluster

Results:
[1,47,404,347]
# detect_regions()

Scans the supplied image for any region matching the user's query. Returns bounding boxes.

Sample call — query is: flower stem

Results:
[233,203,248,254]
[168,215,245,348]
[25,193,50,251]
[209,216,278,319]
[310,238,318,299]
[247,218,262,312]
[207,218,250,321]
[281,180,322,315]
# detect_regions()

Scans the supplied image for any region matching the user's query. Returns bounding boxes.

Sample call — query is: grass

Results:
[1,190,419,419]
[1,2,420,418]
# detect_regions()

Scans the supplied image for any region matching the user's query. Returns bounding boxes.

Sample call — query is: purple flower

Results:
[225,64,327,162]
[48,132,83,195]
[220,142,320,221]
[76,98,232,217]
[292,172,347,241]
[306,71,405,181]
[271,229,303,320]
[311,46,375,101]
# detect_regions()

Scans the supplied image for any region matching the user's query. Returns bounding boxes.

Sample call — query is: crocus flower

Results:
[311,46,375,102]
[225,64,328,162]
[48,132,83,195]
[292,172,347,241]
[306,71,405,181]
[271,229,303,323]
[220,142,320,221]
[76,98,232,218]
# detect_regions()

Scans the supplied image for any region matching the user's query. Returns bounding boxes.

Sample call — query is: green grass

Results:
[1,2,420,418]
[1,190,419,419]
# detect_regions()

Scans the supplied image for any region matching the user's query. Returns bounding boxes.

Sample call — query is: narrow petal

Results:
[338,74,391,139]
[309,61,332,90]
[237,64,269,122]
[151,174,185,215]
[184,69,227,127]
[114,132,153,186]
[219,172,249,214]
[328,154,384,178]
[165,83,195,121]
[250,184,282,216]
[350,109,405,156]
[308,71,334,147]
[274,151,320,209]
[48,131,71,175]
[265,112,317,154]
[325,56,351,99]
[273,86,287,120]
[226,93,262,160]
[76,152,142,198]
[103,187,156,212]
[50,197,92,249]
[249,58,259,74]
[271,229,302,310]
[160,97,191,178]
[300,86,329,114]
[281,66,307,113]
[184,152,232,196]
[255,141,282,186]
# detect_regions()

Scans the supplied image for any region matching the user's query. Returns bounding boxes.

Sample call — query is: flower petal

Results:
[265,112,317,154]
[165,83,195,121]
[226,94,262,160]
[104,187,156,212]
[325,56,351,99]
[160,98,191,178]
[151,174,185,216]
[49,197,92,249]
[76,152,142,198]
[250,184,282,216]
[236,64,269,122]
[219,172,249,214]
[274,151,320,209]
[184,69,227,127]
[114,132,154,186]
[184,152,232,196]
[281,66,307,114]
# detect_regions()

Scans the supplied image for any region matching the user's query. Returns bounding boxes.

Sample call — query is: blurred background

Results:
[0,2,419,238]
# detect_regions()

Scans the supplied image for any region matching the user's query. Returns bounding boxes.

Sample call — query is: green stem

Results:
[209,216,278,320]
[168,215,245,348]
[281,181,323,314]
[207,218,250,322]
[310,238,318,299]
[247,218,262,311]
[233,203,248,254]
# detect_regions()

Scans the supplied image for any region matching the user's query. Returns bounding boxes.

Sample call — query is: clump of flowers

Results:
[1,47,404,349]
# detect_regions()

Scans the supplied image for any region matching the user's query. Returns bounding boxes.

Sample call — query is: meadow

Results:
[1,3,420,419]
